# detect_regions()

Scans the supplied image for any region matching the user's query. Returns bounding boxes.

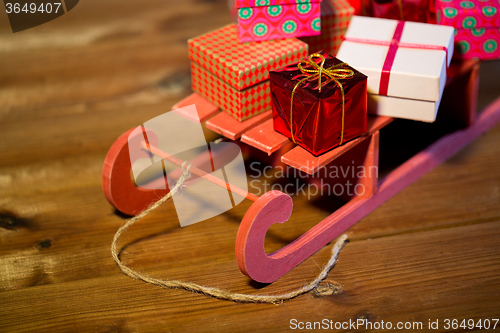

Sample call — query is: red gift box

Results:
[367,0,434,23]
[270,51,367,156]
[346,0,364,15]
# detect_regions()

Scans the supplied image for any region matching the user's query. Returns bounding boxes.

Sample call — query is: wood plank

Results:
[281,136,368,174]
[0,0,499,331]
[1,221,499,332]
[205,110,272,140]
[0,98,187,168]
[366,115,394,134]
[1,108,498,290]
[240,119,290,155]
[2,119,498,293]
[281,116,392,174]
[0,0,232,113]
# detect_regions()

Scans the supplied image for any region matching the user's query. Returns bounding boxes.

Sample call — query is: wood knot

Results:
[354,311,375,323]
[0,213,26,230]
[38,239,52,249]
[314,280,343,296]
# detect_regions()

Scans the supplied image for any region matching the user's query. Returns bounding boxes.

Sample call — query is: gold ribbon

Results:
[396,0,404,21]
[289,53,354,146]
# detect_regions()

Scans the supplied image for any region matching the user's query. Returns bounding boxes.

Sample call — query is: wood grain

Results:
[0,0,499,331]
[281,116,392,174]
[1,221,500,332]
[241,119,290,155]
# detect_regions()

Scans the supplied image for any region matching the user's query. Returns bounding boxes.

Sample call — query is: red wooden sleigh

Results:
[103,59,500,283]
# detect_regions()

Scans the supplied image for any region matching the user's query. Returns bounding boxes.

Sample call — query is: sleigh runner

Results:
[103,58,500,283]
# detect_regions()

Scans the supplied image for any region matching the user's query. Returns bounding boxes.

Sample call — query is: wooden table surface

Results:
[1,1,500,332]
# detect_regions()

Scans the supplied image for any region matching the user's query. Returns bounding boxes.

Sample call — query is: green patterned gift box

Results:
[230,0,323,42]
[437,0,500,60]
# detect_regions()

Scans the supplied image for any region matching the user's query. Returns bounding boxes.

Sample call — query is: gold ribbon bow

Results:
[289,53,354,146]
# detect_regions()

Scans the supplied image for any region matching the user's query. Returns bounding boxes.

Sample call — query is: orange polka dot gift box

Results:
[188,24,308,121]
[231,0,323,42]
[436,0,500,60]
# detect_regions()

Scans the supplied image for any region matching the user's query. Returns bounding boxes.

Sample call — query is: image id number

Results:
[5,3,62,14]
[443,319,499,330]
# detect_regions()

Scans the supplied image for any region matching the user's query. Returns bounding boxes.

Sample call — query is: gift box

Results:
[346,0,364,15]
[230,0,322,43]
[270,51,367,156]
[299,0,354,56]
[366,0,434,23]
[436,0,500,60]
[337,16,454,122]
[188,24,308,122]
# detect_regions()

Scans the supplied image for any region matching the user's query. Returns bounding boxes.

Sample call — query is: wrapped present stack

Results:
[186,0,370,155]
[183,0,495,157]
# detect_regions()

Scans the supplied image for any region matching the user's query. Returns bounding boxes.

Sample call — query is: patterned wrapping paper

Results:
[300,27,346,55]
[188,24,308,121]
[300,0,354,55]
[312,0,352,29]
[436,0,500,60]
[237,0,313,6]
[191,62,271,121]
[437,0,500,28]
[453,27,500,60]
[236,0,322,42]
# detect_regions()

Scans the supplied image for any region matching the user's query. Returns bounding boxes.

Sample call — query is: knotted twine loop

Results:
[289,53,354,145]
[111,163,349,304]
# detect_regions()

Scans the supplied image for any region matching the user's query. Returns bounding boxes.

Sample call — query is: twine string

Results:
[111,163,349,304]
[289,53,354,146]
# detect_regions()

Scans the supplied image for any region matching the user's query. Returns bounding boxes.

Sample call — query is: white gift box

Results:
[337,16,455,122]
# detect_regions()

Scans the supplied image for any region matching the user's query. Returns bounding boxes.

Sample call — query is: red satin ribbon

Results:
[343,21,449,96]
